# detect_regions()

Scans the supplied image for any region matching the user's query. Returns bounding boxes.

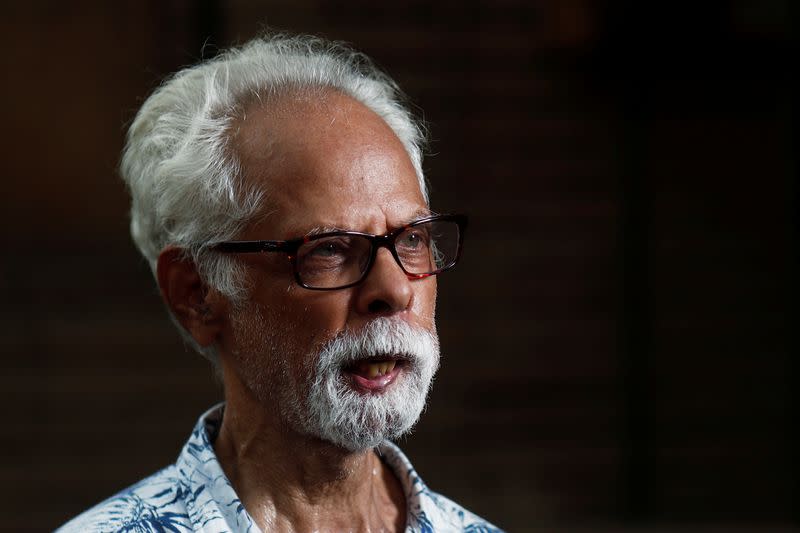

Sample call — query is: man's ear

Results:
[156,246,227,348]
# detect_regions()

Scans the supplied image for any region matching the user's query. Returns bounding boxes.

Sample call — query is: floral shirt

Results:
[58,404,503,532]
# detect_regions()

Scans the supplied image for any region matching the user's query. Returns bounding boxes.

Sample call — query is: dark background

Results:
[0,1,795,531]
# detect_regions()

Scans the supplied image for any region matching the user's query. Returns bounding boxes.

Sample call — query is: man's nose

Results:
[354,247,413,315]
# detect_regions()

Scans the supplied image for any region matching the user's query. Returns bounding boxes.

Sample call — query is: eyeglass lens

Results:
[295,219,461,289]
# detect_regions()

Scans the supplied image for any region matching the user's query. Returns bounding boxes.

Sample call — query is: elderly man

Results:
[60,34,501,532]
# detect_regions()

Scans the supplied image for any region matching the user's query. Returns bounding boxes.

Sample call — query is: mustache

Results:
[315,317,439,368]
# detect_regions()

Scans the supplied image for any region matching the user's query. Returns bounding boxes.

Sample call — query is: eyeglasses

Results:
[212,214,467,290]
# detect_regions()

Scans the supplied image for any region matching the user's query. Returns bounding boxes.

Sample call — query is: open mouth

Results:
[343,356,407,393]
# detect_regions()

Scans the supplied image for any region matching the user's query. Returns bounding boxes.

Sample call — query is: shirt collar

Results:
[175,403,259,532]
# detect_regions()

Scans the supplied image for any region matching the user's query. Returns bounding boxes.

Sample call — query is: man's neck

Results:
[213,377,406,532]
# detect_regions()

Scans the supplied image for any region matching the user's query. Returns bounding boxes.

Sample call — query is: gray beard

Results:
[301,317,440,451]
[230,306,440,452]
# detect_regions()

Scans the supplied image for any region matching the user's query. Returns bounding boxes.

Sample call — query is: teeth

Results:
[361,360,397,379]
[381,360,396,375]
[367,363,379,378]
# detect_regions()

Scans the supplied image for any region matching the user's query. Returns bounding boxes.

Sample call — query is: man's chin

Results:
[303,379,425,452]
[307,418,397,453]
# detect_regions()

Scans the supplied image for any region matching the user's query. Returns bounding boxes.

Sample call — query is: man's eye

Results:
[398,231,427,249]
[310,242,343,257]
[307,239,348,258]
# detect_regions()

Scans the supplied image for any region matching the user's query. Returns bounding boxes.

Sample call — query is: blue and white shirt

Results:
[58,404,503,532]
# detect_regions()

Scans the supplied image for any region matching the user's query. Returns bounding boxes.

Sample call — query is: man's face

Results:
[217,91,439,450]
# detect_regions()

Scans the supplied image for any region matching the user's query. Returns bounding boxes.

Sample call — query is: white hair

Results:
[120,34,428,360]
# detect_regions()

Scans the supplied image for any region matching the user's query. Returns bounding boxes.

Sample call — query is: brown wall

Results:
[0,1,795,531]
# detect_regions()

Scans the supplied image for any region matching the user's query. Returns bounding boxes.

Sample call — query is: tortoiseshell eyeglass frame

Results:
[211,214,467,290]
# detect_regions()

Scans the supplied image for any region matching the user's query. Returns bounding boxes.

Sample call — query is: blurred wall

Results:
[0,1,795,531]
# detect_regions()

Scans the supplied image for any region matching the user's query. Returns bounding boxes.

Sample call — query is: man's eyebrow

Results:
[403,207,437,225]
[304,225,347,237]
[300,208,439,238]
